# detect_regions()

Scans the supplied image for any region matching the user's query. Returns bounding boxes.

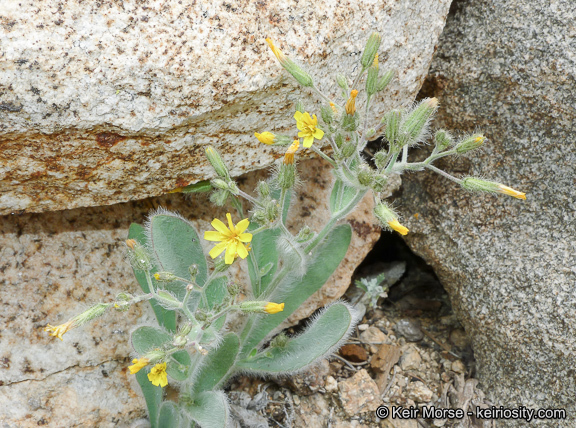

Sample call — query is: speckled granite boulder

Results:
[0,157,391,427]
[0,0,451,215]
[397,0,576,424]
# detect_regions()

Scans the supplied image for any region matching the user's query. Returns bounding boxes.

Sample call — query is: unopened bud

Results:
[125,239,137,250]
[374,203,409,235]
[377,70,394,92]
[154,272,177,282]
[156,290,182,309]
[342,112,359,131]
[265,38,313,87]
[255,132,276,145]
[227,283,241,297]
[277,163,297,190]
[357,164,375,187]
[374,151,387,169]
[257,181,271,198]
[336,74,349,91]
[205,146,230,179]
[321,105,334,125]
[296,225,314,243]
[434,129,453,151]
[366,54,379,96]
[383,110,403,148]
[461,177,526,200]
[114,292,133,312]
[173,335,188,348]
[240,301,285,314]
[210,189,229,207]
[334,133,344,148]
[345,90,359,115]
[126,241,153,271]
[270,333,289,348]
[189,264,199,281]
[341,140,356,158]
[399,98,438,146]
[143,349,166,364]
[213,257,231,272]
[195,310,209,321]
[264,200,280,222]
[372,175,388,192]
[361,32,381,70]
[455,134,486,154]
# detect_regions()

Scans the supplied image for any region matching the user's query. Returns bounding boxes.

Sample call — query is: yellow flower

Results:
[148,362,168,388]
[497,184,526,200]
[294,111,324,148]
[265,38,288,66]
[128,357,149,374]
[345,90,359,115]
[388,219,409,236]
[44,319,76,341]
[264,302,285,314]
[204,213,253,264]
[255,132,276,145]
[284,140,299,165]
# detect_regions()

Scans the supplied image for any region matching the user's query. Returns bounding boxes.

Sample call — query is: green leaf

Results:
[240,224,352,356]
[184,391,229,428]
[180,180,212,193]
[128,223,176,332]
[237,302,355,373]
[148,213,208,303]
[136,369,163,428]
[193,333,239,392]
[157,401,181,427]
[329,177,358,214]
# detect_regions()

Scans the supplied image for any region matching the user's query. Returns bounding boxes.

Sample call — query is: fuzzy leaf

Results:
[184,390,229,428]
[237,303,355,373]
[157,401,181,427]
[240,224,351,356]
[148,213,208,304]
[128,223,176,332]
[180,180,212,193]
[135,369,163,428]
[193,333,239,392]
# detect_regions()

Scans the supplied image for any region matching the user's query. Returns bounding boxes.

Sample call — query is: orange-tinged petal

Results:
[209,241,228,259]
[498,185,526,200]
[204,231,227,241]
[235,218,250,234]
[211,218,230,234]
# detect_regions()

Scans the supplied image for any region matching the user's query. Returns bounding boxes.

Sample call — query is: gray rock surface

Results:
[0,0,451,215]
[397,0,576,424]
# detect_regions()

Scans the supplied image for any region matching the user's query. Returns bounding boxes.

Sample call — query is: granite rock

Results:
[0,157,382,427]
[397,0,576,424]
[0,0,451,215]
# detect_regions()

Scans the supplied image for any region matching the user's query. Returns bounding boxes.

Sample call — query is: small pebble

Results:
[394,319,424,342]
[325,375,338,392]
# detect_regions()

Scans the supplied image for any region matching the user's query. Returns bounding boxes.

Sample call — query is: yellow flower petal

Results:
[303,136,314,148]
[313,128,324,140]
[129,357,149,375]
[255,132,275,145]
[147,362,168,388]
[294,111,303,121]
[211,218,229,234]
[264,302,285,314]
[238,233,253,243]
[204,231,227,242]
[498,185,526,200]
[388,219,409,235]
[209,241,228,259]
[226,213,235,230]
[235,218,250,234]
[225,241,237,264]
[236,242,249,259]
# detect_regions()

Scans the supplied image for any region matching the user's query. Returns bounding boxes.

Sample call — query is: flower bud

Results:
[213,257,232,272]
[461,177,526,200]
[266,38,313,87]
[320,105,334,125]
[400,98,438,146]
[114,292,133,312]
[264,199,280,222]
[336,74,349,91]
[377,70,394,92]
[126,240,153,271]
[342,112,359,131]
[240,301,285,314]
[340,140,356,158]
[374,203,409,235]
[455,134,486,154]
[227,181,240,196]
[334,133,344,148]
[372,174,388,192]
[173,334,188,348]
[283,140,299,165]
[434,129,453,151]
[257,181,271,197]
[227,283,241,297]
[345,90,359,115]
[366,54,379,96]
[277,163,297,190]
[296,225,314,243]
[273,134,294,146]
[205,146,230,179]
[255,132,276,145]
[154,271,177,282]
[374,151,387,169]
[295,100,305,114]
[195,310,209,321]
[361,32,381,70]
[143,349,166,364]
[128,357,149,374]
[357,164,375,187]
[210,189,229,207]
[383,109,403,148]
[270,333,289,348]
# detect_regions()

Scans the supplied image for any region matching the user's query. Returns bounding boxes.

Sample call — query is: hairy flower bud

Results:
[357,164,375,187]
[361,32,381,70]
[377,70,394,92]
[374,203,409,235]
[266,38,313,87]
[126,240,153,271]
[372,174,388,192]
[210,189,229,207]
[254,132,276,145]
[296,225,314,243]
[434,129,454,151]
[461,177,526,200]
[277,163,297,190]
[374,150,387,169]
[399,98,438,147]
[383,110,403,147]
[345,90,359,115]
[366,54,379,96]
[205,146,230,179]
[455,134,486,154]
[240,301,285,314]
[257,181,271,198]
[321,105,334,125]
[336,74,349,91]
